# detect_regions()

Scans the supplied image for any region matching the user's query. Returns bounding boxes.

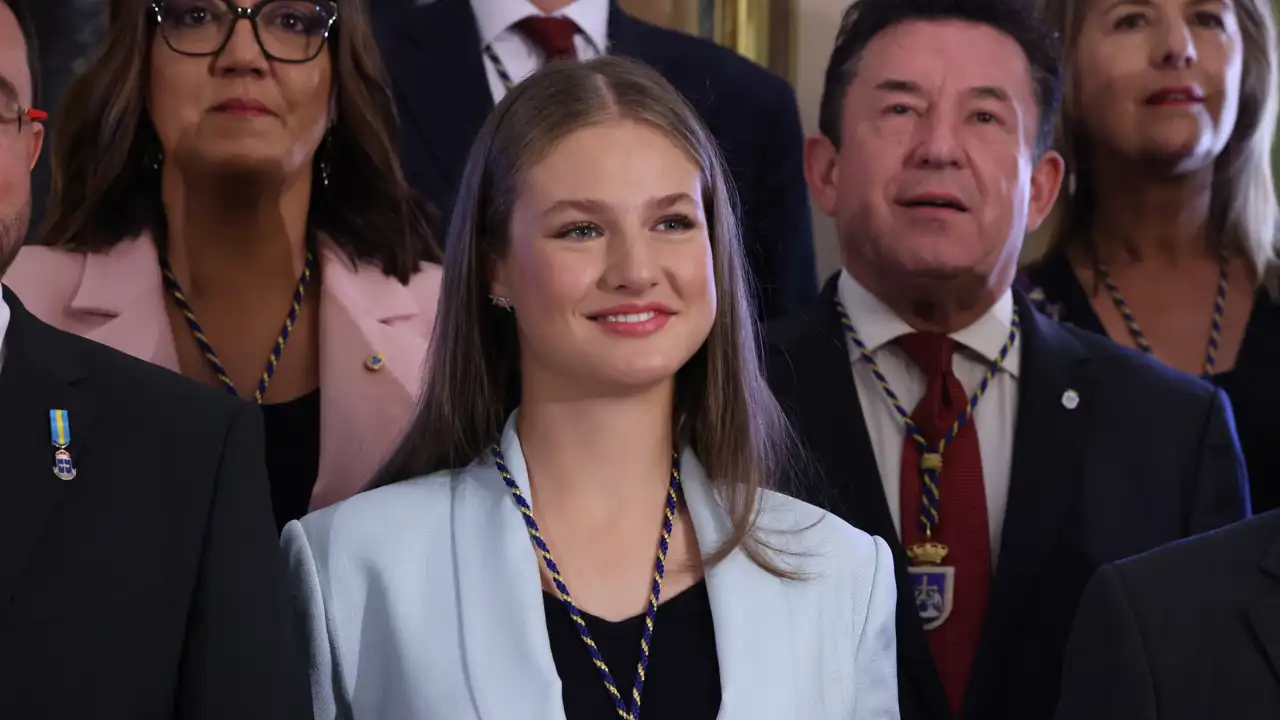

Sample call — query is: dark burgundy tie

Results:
[514,16,580,62]
[896,332,991,717]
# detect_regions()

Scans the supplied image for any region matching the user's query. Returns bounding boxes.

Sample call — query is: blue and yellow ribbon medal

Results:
[49,409,77,481]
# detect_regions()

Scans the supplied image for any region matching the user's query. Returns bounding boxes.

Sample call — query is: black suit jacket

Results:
[1055,510,1280,720]
[0,289,309,719]
[374,0,817,321]
[765,273,1250,720]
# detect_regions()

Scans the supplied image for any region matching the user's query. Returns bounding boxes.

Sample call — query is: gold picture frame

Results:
[617,0,795,82]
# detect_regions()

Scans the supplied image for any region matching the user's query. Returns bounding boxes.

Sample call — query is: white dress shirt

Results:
[0,290,11,373]
[470,0,610,103]
[837,269,1019,567]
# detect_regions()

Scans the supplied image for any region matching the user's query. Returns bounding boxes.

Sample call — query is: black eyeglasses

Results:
[0,99,47,132]
[151,0,338,64]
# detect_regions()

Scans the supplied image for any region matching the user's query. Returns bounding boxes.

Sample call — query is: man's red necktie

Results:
[514,17,580,62]
[896,332,991,717]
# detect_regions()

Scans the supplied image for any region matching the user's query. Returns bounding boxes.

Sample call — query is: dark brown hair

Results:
[39,0,439,281]
[373,55,797,576]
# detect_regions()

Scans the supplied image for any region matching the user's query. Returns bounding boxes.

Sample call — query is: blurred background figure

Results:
[4,0,443,530]
[24,0,107,243]
[284,55,897,720]
[373,0,818,322]
[1023,0,1280,510]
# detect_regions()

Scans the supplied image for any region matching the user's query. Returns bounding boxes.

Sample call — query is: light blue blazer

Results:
[282,418,900,719]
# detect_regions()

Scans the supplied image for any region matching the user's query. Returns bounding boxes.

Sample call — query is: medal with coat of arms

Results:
[49,409,77,481]
[908,540,954,631]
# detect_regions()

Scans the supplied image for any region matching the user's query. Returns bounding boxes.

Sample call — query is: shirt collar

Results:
[470,0,611,54]
[837,268,1021,377]
[0,288,11,371]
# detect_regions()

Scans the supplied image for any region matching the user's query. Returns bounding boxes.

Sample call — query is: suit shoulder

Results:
[4,246,87,321]
[65,327,246,418]
[755,489,886,577]
[765,308,824,351]
[294,468,462,558]
[632,20,794,100]
[1115,512,1277,590]
[1056,321,1219,401]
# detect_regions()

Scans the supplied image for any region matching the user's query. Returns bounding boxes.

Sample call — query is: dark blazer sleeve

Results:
[175,404,311,720]
[1054,564,1158,720]
[752,82,816,320]
[1190,388,1251,532]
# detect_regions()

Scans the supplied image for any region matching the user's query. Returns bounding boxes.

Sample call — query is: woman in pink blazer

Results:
[4,0,442,529]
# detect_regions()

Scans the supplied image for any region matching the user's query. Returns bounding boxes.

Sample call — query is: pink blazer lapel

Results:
[67,234,436,512]
[71,235,180,371]
[311,245,440,510]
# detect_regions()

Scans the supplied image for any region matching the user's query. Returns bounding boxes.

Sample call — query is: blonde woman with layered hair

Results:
[1022,0,1280,510]
[281,55,898,720]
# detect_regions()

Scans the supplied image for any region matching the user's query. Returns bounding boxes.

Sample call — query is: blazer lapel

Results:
[311,246,431,510]
[69,235,179,371]
[963,292,1094,718]
[453,415,567,720]
[680,451,793,719]
[0,289,97,604]
[386,0,494,206]
[781,276,950,719]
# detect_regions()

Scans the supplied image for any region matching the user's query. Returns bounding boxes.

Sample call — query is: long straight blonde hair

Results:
[372,56,798,576]
[1037,0,1280,285]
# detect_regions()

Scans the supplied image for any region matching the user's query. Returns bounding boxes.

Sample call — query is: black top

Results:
[545,579,721,720]
[261,389,322,530]
[0,287,310,718]
[1020,251,1280,513]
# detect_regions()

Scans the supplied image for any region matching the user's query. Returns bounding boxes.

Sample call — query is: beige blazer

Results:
[4,233,442,511]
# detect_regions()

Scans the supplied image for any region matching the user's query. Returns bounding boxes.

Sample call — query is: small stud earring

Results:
[489,294,513,311]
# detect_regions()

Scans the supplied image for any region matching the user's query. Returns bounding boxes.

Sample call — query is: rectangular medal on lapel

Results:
[910,565,954,630]
[49,409,77,481]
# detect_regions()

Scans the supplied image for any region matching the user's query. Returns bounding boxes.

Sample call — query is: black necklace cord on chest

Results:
[161,244,318,403]
[1097,251,1229,378]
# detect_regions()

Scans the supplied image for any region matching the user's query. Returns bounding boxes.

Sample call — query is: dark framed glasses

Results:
[0,99,47,132]
[150,0,339,64]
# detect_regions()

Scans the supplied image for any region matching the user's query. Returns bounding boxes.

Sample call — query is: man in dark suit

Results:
[374,0,817,321]
[0,2,309,716]
[766,1,1250,719]
[1055,510,1280,720]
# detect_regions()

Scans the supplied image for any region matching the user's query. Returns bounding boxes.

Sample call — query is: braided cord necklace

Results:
[493,446,680,720]
[1098,253,1228,377]
[161,249,316,403]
